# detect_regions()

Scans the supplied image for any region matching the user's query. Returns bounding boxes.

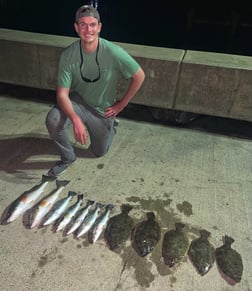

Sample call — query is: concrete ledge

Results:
[175,50,252,121]
[1,28,252,122]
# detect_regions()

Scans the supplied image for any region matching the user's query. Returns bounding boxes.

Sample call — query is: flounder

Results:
[162,222,189,267]
[215,235,243,284]
[104,204,134,250]
[188,229,215,276]
[132,211,161,257]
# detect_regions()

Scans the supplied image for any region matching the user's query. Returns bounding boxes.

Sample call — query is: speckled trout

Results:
[6,175,56,223]
[75,203,104,238]
[55,194,84,232]
[29,179,70,228]
[42,191,77,226]
[89,204,114,243]
[64,199,95,236]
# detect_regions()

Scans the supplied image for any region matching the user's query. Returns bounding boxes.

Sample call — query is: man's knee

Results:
[45,106,61,136]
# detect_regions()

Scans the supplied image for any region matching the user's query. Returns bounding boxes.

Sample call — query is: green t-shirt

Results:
[57,37,140,114]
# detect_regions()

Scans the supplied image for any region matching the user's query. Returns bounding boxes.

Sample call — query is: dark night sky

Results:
[1,0,252,56]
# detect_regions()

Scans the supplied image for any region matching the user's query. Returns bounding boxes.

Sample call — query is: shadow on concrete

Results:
[0,135,93,176]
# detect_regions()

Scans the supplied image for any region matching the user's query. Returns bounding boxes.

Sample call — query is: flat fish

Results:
[75,203,104,238]
[54,194,84,232]
[89,204,114,243]
[29,179,70,228]
[162,222,189,267]
[6,175,56,223]
[104,204,134,250]
[64,200,95,236]
[42,191,76,226]
[215,235,243,284]
[132,212,161,257]
[188,229,215,276]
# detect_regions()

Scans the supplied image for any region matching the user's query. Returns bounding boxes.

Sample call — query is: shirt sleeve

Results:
[57,52,73,88]
[113,46,140,79]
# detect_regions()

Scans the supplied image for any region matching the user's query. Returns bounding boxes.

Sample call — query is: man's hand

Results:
[72,115,88,145]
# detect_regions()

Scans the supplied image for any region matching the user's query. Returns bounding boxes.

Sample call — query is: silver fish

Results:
[55,194,84,232]
[29,179,70,228]
[89,204,114,243]
[64,200,95,236]
[42,191,76,226]
[75,203,104,238]
[6,175,56,223]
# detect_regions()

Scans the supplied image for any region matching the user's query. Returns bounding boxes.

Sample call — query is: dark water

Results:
[1,0,252,56]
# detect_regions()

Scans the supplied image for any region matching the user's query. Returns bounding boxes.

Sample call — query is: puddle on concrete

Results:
[97,163,104,169]
[176,201,193,216]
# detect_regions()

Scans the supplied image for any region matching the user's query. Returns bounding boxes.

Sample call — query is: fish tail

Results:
[121,204,133,214]
[77,194,84,201]
[200,229,211,239]
[56,179,70,188]
[146,212,155,220]
[68,191,77,197]
[42,175,57,182]
[87,200,95,206]
[223,235,234,246]
[175,222,185,231]
[106,204,114,211]
[96,202,105,209]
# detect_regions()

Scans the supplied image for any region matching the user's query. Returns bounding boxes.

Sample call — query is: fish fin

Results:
[68,191,77,197]
[56,179,70,188]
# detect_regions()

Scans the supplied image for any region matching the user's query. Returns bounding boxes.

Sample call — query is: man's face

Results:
[74,16,102,44]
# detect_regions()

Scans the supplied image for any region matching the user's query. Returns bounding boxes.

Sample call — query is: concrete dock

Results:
[0,85,251,291]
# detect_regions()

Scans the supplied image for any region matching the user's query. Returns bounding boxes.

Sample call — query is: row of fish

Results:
[1,175,243,285]
[132,213,243,285]
[2,175,114,243]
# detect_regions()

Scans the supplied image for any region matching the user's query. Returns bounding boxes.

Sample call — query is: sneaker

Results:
[48,159,76,176]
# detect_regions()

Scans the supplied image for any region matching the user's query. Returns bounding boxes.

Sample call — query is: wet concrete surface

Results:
[0,84,251,291]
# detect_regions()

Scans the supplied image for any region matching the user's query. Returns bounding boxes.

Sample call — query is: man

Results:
[46,5,145,176]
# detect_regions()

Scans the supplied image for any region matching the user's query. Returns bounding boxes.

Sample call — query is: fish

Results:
[215,235,243,284]
[29,179,70,228]
[75,203,104,238]
[89,204,114,243]
[64,200,95,236]
[54,194,84,232]
[188,229,215,276]
[162,222,189,267]
[6,175,56,223]
[104,204,134,250]
[131,212,161,257]
[42,191,77,226]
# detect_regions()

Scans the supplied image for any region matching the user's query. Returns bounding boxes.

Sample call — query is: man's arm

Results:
[56,87,88,145]
[104,67,145,118]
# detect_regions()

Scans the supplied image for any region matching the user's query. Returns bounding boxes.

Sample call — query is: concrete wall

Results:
[0,28,251,122]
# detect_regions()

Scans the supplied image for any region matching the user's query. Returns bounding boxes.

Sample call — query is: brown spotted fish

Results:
[104,204,134,250]
[162,222,189,267]
[215,235,243,284]
[188,229,215,276]
[132,212,161,257]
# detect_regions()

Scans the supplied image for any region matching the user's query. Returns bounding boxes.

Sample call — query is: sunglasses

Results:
[79,40,101,83]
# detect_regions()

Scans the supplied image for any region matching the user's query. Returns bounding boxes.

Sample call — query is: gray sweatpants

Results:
[45,96,115,163]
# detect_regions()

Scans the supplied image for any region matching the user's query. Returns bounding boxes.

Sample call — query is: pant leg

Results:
[85,113,115,157]
[46,100,115,161]
[45,106,76,163]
